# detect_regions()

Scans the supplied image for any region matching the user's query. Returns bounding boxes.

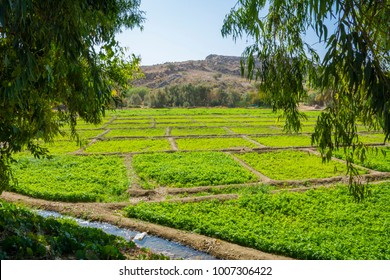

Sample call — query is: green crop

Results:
[132,152,257,188]
[85,139,172,153]
[236,150,363,180]
[253,135,313,147]
[170,128,229,136]
[176,137,259,151]
[229,126,284,134]
[334,147,390,172]
[11,155,129,202]
[124,183,390,259]
[105,128,166,138]
[107,123,152,129]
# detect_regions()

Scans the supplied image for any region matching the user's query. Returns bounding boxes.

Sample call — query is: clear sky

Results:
[116,0,250,66]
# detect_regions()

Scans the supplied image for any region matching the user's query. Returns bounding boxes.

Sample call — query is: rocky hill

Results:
[134,54,255,93]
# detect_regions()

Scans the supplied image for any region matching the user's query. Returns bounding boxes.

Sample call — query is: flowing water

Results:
[36,210,217,260]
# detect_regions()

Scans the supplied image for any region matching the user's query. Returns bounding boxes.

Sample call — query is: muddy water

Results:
[36,210,217,260]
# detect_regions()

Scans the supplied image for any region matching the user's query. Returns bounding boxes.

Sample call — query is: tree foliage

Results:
[223,0,390,200]
[0,0,144,192]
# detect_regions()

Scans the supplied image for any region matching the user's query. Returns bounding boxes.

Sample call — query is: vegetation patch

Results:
[107,123,152,129]
[358,134,388,144]
[235,150,361,180]
[55,129,105,141]
[155,122,205,127]
[253,135,313,147]
[85,139,171,153]
[171,128,229,136]
[124,184,390,259]
[176,137,258,150]
[0,202,167,260]
[229,126,284,135]
[105,128,166,138]
[132,152,257,188]
[11,155,129,202]
[334,147,390,172]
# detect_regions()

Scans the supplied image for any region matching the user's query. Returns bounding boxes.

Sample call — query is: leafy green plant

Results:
[334,147,390,172]
[253,135,313,147]
[236,150,364,180]
[170,128,228,136]
[132,152,257,188]
[85,139,172,153]
[11,155,129,202]
[105,128,166,138]
[124,184,390,259]
[176,137,258,150]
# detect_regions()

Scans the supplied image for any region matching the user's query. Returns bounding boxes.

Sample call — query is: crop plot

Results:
[229,126,284,135]
[55,129,105,141]
[235,150,363,180]
[124,183,390,259]
[176,137,259,151]
[36,140,85,154]
[334,147,390,172]
[105,128,166,138]
[252,135,313,147]
[106,122,153,129]
[11,155,129,202]
[85,138,172,153]
[155,122,204,127]
[111,119,152,124]
[170,127,229,136]
[154,118,194,123]
[132,152,257,188]
[358,133,388,144]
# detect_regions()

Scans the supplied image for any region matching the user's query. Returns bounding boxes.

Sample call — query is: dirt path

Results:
[1,191,293,260]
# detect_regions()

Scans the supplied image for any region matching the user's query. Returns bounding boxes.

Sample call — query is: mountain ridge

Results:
[134,54,254,93]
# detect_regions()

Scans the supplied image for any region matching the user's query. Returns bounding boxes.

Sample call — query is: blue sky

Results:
[116,0,250,65]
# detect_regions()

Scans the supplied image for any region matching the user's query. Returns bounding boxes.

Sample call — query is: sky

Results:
[116,0,251,66]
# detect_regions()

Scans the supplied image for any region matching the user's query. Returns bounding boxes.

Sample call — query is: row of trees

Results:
[124,84,270,108]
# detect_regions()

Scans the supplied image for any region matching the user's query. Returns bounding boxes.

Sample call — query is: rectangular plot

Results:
[105,128,166,138]
[155,122,205,127]
[176,137,259,151]
[132,152,258,188]
[171,127,229,136]
[154,118,192,123]
[334,147,390,172]
[111,119,152,124]
[252,135,313,147]
[236,150,366,180]
[55,129,105,141]
[230,126,284,134]
[85,139,171,153]
[106,123,152,129]
[358,133,387,144]
[11,155,129,202]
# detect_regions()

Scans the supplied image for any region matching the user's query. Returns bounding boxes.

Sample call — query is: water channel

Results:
[36,210,217,260]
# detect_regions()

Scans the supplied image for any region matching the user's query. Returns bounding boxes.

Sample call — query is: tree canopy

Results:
[223,0,390,200]
[0,0,144,192]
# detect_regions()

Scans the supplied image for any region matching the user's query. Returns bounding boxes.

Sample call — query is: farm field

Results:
[132,152,257,188]
[124,183,390,259]
[6,108,390,260]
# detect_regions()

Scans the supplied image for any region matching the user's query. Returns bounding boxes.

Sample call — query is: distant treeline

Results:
[123,84,271,108]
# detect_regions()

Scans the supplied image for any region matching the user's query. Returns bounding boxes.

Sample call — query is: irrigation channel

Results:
[36,210,217,260]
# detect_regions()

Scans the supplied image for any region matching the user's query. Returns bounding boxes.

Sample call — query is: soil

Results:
[1,191,293,260]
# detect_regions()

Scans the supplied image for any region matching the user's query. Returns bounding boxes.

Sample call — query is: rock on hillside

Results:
[134,54,254,93]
